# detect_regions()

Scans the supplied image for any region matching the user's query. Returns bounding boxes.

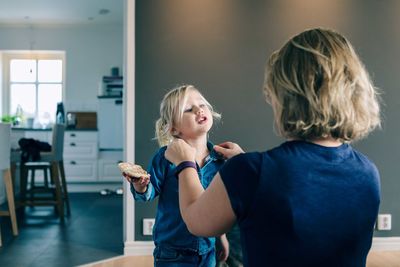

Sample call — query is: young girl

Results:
[123,85,229,266]
[165,28,381,266]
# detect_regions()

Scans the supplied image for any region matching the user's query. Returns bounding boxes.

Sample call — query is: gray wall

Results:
[135,0,400,240]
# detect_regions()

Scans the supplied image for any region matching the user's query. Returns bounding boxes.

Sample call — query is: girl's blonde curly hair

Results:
[264,28,381,142]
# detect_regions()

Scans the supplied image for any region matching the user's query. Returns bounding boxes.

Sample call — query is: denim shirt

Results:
[131,141,225,255]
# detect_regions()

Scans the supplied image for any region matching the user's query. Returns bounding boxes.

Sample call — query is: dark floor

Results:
[0,192,124,267]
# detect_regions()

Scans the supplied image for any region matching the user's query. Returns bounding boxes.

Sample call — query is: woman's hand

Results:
[214,141,244,159]
[122,172,150,193]
[217,234,230,262]
[165,138,196,165]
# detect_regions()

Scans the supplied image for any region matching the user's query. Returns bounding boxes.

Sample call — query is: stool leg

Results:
[4,169,18,236]
[10,162,17,187]
[59,161,70,216]
[44,166,49,188]
[11,163,25,218]
[30,169,35,189]
[50,162,64,220]
[30,169,36,205]
[20,164,28,208]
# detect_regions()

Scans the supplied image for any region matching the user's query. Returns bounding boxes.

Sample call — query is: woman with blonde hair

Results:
[165,28,381,266]
[123,84,229,266]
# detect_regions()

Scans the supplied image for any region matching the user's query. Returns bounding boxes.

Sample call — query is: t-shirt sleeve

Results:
[219,152,262,223]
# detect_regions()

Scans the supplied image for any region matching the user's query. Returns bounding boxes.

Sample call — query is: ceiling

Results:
[0,0,123,26]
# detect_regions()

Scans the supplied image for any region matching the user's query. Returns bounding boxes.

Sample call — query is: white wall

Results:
[0,23,123,205]
[0,23,123,112]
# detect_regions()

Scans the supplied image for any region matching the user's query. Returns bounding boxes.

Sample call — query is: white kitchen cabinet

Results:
[64,132,98,159]
[63,160,98,182]
[63,131,98,182]
[98,151,123,182]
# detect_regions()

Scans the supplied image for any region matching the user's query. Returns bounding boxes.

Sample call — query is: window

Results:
[3,51,65,126]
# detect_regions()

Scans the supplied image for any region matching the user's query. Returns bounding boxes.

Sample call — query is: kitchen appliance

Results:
[66,113,76,128]
[98,96,123,150]
[66,112,97,129]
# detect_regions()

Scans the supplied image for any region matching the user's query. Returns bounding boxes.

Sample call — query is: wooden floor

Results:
[81,250,400,267]
[367,250,400,267]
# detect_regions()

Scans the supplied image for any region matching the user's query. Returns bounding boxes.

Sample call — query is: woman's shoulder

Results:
[225,144,290,171]
[230,151,263,163]
[223,151,264,175]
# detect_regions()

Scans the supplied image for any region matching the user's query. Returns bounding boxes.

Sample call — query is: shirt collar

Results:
[207,141,225,161]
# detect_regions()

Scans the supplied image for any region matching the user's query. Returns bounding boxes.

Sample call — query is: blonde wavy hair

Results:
[155,85,221,147]
[264,28,381,142]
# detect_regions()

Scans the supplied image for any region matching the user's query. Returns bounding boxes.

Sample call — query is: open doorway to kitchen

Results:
[0,0,125,264]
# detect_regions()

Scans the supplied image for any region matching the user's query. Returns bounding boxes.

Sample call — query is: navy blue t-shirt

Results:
[219,140,380,267]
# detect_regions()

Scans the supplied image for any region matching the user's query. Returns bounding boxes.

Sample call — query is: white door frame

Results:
[123,0,155,255]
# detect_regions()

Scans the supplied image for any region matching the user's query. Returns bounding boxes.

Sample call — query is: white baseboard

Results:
[371,237,400,251]
[124,241,155,255]
[67,183,121,193]
[122,238,400,256]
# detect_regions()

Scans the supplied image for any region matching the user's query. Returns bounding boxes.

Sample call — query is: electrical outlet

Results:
[377,214,391,230]
[143,218,155,235]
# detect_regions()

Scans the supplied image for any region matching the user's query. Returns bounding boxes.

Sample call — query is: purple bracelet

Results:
[175,161,197,177]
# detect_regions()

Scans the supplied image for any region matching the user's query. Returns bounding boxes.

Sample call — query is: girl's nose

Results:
[195,107,204,114]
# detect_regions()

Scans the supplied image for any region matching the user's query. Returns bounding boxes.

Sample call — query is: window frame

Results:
[1,50,66,120]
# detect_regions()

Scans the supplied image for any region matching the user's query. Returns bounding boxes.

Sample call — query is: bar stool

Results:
[19,124,70,220]
[0,123,18,246]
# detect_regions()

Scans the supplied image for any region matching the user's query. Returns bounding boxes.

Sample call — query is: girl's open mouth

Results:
[198,116,207,124]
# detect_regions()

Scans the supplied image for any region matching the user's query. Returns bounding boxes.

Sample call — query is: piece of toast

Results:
[118,162,150,179]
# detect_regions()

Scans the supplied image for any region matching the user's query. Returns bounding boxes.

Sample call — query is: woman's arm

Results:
[178,168,236,237]
[165,139,236,236]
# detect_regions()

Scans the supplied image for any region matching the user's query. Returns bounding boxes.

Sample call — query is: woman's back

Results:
[220,140,380,266]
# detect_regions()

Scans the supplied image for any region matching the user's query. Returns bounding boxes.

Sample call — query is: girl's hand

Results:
[165,138,196,165]
[214,141,244,159]
[217,234,230,262]
[123,172,150,193]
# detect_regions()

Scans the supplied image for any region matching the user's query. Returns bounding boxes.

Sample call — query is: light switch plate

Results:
[377,214,392,230]
[143,218,155,235]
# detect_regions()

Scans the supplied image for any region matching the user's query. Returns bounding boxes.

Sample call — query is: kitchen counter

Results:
[12,127,97,131]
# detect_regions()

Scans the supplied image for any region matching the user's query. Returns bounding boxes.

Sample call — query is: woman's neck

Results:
[289,136,343,147]
[307,137,343,147]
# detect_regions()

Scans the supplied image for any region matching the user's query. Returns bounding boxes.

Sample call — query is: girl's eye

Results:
[199,104,206,108]
[184,107,193,112]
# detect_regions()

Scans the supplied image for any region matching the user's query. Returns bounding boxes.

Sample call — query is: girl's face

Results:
[173,89,213,140]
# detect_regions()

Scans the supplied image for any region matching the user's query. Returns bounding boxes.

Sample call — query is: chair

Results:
[0,123,18,246]
[19,124,70,220]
